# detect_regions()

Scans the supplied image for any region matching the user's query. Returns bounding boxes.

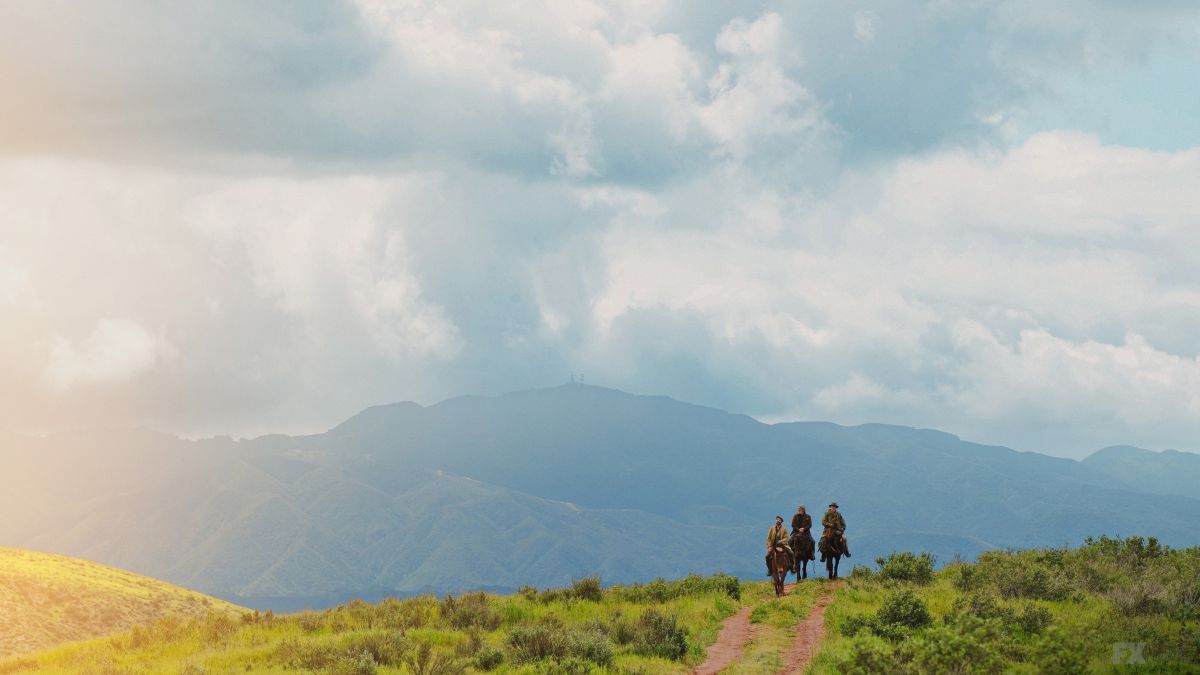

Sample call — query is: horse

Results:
[790,531,815,580]
[768,545,794,597]
[818,527,844,580]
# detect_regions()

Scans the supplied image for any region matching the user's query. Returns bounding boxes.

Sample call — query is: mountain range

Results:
[2,384,1197,610]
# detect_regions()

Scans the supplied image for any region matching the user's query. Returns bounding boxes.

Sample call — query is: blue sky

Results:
[1,1,1198,458]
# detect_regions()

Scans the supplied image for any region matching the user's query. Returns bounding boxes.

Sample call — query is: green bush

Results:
[1015,603,1053,635]
[630,609,688,660]
[876,589,932,629]
[344,631,411,666]
[403,643,461,675]
[829,634,906,675]
[848,565,874,581]
[274,639,338,670]
[571,576,603,602]
[473,646,504,671]
[964,550,1073,600]
[906,616,1007,675]
[440,592,501,630]
[608,573,740,603]
[875,552,935,585]
[326,649,377,675]
[507,620,613,666]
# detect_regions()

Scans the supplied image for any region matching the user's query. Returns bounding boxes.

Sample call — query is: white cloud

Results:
[1,3,1199,457]
[46,319,174,391]
[853,11,878,44]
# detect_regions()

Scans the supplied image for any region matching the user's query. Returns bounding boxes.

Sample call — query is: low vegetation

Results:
[812,536,1200,673]
[0,548,242,659]
[0,573,742,674]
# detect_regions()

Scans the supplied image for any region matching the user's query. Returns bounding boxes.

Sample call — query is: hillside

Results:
[2,573,751,674]
[812,537,1200,672]
[6,540,1197,673]
[1083,445,1200,499]
[2,384,1199,608]
[0,548,243,658]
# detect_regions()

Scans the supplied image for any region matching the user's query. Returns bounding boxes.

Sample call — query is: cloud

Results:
[538,131,1200,455]
[1,4,1199,457]
[46,319,175,390]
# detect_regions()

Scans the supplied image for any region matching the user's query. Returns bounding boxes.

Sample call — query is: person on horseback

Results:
[819,502,851,561]
[787,502,816,576]
[764,515,792,575]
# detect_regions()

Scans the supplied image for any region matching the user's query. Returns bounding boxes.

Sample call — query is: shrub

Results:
[473,646,504,671]
[906,616,1006,675]
[507,621,614,666]
[875,552,935,585]
[571,576,603,601]
[1031,627,1089,674]
[274,639,338,670]
[608,573,740,602]
[1015,603,1053,635]
[630,609,688,660]
[344,631,411,666]
[951,591,1014,623]
[831,634,907,675]
[848,565,874,581]
[966,551,1073,600]
[199,612,238,645]
[326,650,377,675]
[441,592,501,630]
[403,643,461,675]
[876,589,932,629]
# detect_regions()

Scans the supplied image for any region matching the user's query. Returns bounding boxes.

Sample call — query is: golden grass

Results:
[0,547,243,659]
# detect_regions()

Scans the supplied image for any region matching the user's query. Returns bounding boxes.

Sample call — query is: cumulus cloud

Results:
[1,3,1199,457]
[46,319,175,390]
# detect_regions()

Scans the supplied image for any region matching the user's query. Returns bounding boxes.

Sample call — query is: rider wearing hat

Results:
[820,502,850,560]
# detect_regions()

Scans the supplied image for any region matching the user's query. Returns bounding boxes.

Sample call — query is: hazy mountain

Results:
[1082,445,1200,500]
[2,384,1198,610]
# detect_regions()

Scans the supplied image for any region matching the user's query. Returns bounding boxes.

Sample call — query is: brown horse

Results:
[790,531,815,579]
[768,545,794,596]
[818,527,844,580]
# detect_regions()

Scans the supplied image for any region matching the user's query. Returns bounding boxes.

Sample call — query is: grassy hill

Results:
[0,573,753,674]
[812,536,1200,673]
[3,538,1197,673]
[0,548,243,659]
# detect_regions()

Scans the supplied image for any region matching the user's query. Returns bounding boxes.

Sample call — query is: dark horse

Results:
[818,527,844,579]
[790,531,815,579]
[768,545,794,597]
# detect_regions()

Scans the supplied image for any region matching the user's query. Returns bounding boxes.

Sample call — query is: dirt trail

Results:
[694,581,840,675]
[779,582,840,674]
[693,605,756,675]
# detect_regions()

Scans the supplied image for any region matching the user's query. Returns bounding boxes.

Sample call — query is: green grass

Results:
[809,537,1200,674]
[0,548,243,659]
[0,574,746,674]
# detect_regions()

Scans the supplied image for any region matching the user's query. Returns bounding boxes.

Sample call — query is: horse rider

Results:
[765,515,792,575]
[820,502,851,561]
[791,504,814,560]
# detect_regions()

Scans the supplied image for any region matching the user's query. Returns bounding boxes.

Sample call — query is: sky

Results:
[1,0,1198,458]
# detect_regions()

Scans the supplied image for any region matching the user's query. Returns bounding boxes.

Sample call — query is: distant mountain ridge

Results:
[1081,445,1200,500]
[1,384,1197,610]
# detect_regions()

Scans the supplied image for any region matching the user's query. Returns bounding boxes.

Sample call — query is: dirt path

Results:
[693,605,756,675]
[778,582,840,674]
